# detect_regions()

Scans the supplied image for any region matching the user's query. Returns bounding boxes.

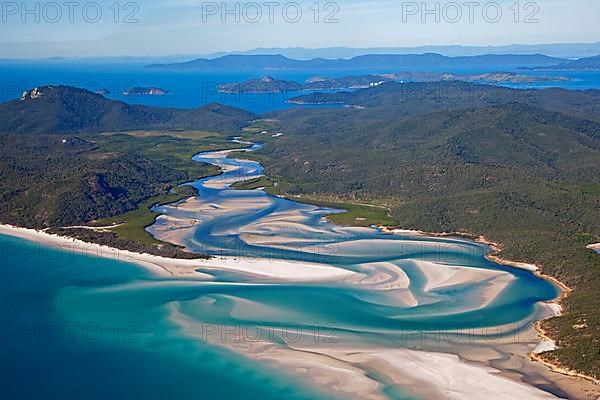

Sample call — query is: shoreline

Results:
[587,243,600,252]
[1,220,598,397]
[380,225,600,388]
[0,224,356,282]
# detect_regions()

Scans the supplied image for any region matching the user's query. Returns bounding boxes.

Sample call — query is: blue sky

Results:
[0,0,599,57]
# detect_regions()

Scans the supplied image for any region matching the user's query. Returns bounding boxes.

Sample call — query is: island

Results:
[219,72,570,95]
[218,76,302,93]
[523,55,600,71]
[122,87,169,96]
[148,53,566,70]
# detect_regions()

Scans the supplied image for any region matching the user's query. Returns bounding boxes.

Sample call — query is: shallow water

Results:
[0,141,562,399]
[145,142,561,398]
[0,233,336,400]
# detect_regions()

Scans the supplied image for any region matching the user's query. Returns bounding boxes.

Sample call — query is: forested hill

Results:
[266,102,600,195]
[527,54,600,71]
[257,84,600,380]
[0,85,254,134]
[0,85,257,258]
[288,81,600,122]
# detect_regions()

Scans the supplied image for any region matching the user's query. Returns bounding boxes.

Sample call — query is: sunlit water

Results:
[0,141,561,399]
[1,62,600,113]
[146,141,560,398]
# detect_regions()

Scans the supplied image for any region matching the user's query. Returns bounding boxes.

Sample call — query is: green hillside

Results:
[259,96,600,379]
[0,82,598,378]
[0,85,254,134]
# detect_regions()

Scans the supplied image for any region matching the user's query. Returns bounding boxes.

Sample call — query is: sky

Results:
[0,0,599,58]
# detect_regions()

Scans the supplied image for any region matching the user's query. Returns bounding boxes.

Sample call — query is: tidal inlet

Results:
[1,137,586,400]
[1,6,600,399]
[144,143,562,399]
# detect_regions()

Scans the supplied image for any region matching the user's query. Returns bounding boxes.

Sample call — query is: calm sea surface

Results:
[1,62,599,113]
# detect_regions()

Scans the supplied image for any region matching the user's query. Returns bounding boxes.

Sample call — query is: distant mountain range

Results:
[1,86,253,134]
[149,53,565,71]
[2,42,600,61]
[205,43,600,60]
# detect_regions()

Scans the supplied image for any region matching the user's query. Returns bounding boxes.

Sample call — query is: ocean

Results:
[0,233,337,400]
[1,62,599,113]
[0,60,593,399]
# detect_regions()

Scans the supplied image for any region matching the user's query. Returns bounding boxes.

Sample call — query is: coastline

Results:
[0,224,356,282]
[587,243,600,252]
[2,220,598,398]
[380,225,600,389]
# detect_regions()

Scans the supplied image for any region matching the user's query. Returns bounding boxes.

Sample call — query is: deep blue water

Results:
[1,62,599,113]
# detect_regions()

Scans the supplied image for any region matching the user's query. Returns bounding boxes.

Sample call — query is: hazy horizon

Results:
[1,41,600,61]
[1,0,599,58]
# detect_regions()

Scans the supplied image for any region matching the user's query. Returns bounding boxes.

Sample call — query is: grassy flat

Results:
[94,186,197,245]
[231,176,274,190]
[287,196,399,227]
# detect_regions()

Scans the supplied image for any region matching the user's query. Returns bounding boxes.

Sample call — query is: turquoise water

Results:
[144,143,560,397]
[0,139,561,399]
[0,233,339,399]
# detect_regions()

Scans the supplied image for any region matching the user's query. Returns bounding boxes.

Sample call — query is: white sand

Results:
[172,295,558,400]
[533,340,558,354]
[587,243,600,253]
[0,224,355,282]
[487,254,539,272]
[373,349,556,400]
[413,260,516,308]
[347,262,418,307]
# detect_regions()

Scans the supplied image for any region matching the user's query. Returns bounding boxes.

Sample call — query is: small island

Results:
[391,71,571,83]
[219,72,570,95]
[122,87,169,96]
[218,76,302,93]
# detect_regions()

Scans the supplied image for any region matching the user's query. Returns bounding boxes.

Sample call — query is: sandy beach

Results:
[0,224,356,282]
[587,243,600,253]
[2,222,599,399]
[170,299,562,400]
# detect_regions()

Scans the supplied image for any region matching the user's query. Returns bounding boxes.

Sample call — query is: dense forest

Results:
[257,83,600,379]
[0,82,598,379]
[0,87,254,257]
